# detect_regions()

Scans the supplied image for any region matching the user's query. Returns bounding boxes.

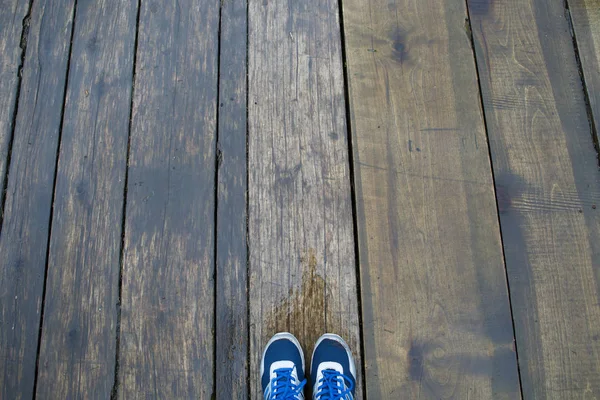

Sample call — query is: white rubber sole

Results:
[310,333,357,379]
[260,332,306,377]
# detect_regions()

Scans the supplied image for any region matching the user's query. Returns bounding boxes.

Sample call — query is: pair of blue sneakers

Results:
[261,332,356,400]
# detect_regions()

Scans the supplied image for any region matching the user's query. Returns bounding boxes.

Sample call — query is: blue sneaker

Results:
[310,334,356,400]
[261,332,307,400]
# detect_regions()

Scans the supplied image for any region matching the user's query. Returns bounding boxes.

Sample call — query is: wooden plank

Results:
[341,0,521,398]
[569,0,600,143]
[34,0,138,397]
[0,0,30,208]
[0,0,75,397]
[215,0,248,397]
[248,0,362,398]
[118,0,220,397]
[468,0,600,398]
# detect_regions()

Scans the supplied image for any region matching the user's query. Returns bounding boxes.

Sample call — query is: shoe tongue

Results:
[314,362,344,397]
[317,362,344,375]
[270,361,297,381]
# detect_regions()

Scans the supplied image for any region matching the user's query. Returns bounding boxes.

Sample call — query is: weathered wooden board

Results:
[341,0,520,398]
[0,0,75,397]
[468,0,600,397]
[215,0,249,397]
[118,0,220,397]
[248,0,363,397]
[569,0,600,144]
[35,0,137,398]
[0,0,30,212]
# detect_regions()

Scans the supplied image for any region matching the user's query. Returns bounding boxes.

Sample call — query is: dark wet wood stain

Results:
[468,0,600,396]
[215,0,248,397]
[35,0,137,397]
[265,250,359,399]
[341,0,519,398]
[265,250,327,358]
[0,0,75,397]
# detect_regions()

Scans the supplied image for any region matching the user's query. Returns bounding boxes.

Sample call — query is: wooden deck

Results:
[1,0,599,398]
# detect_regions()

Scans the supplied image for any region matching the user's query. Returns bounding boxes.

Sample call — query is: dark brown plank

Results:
[0,0,30,204]
[34,0,138,397]
[215,0,248,397]
[118,0,220,397]
[341,0,520,398]
[248,0,363,398]
[0,0,75,397]
[569,0,600,143]
[468,0,600,397]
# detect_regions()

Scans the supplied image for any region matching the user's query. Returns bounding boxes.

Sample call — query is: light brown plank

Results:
[0,0,75,397]
[248,0,362,397]
[0,0,29,203]
[341,0,520,398]
[569,0,600,144]
[118,0,220,398]
[468,0,600,397]
[215,0,248,397]
[34,0,137,397]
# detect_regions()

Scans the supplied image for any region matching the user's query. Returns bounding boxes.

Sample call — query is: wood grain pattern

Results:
[215,0,248,397]
[35,1,137,397]
[0,0,75,397]
[569,0,600,143]
[341,0,520,398]
[468,0,600,397]
[118,0,220,398]
[248,0,362,397]
[0,0,29,212]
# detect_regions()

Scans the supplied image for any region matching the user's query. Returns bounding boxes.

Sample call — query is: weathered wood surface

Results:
[215,0,248,398]
[35,1,138,398]
[0,0,75,397]
[0,0,30,212]
[118,0,220,397]
[248,0,363,398]
[468,0,600,397]
[341,0,520,398]
[569,0,600,144]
